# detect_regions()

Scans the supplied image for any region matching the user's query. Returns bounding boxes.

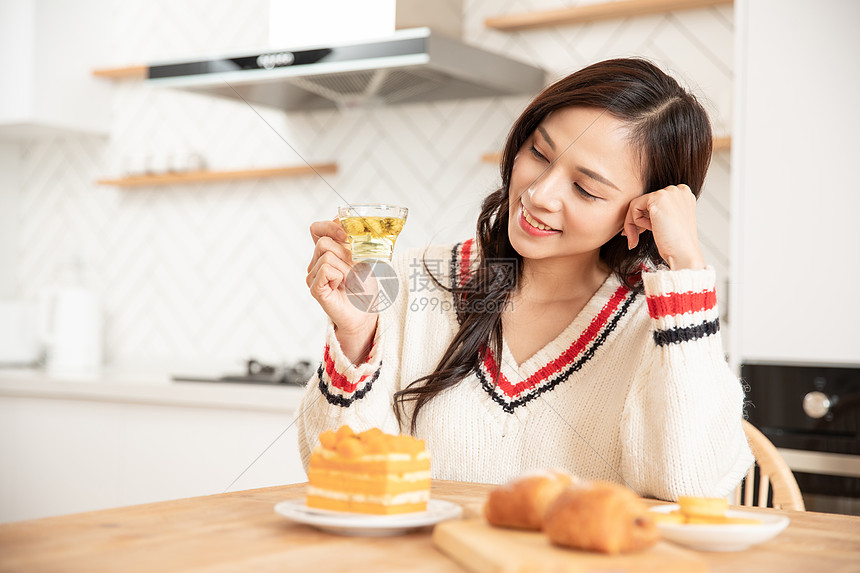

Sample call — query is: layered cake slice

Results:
[306,425,431,514]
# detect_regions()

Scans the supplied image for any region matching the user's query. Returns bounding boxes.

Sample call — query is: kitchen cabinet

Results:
[0,0,111,140]
[730,0,860,366]
[0,373,307,523]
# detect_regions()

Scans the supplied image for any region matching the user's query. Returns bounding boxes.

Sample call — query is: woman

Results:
[299,58,753,501]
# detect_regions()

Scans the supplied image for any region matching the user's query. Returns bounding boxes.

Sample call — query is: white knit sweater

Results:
[296,239,753,501]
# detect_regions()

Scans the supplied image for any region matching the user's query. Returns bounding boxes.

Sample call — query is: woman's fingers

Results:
[306,249,353,290]
[623,196,653,249]
[309,218,347,244]
[305,216,383,332]
[308,260,345,301]
[623,185,691,249]
[308,218,351,279]
[623,185,704,269]
[307,235,353,274]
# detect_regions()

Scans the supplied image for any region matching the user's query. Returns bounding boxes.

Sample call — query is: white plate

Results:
[649,504,790,552]
[274,499,463,536]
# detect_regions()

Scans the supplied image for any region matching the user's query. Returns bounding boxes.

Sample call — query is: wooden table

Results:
[1,481,858,572]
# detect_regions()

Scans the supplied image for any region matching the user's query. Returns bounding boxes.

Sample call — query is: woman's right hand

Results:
[306,219,379,361]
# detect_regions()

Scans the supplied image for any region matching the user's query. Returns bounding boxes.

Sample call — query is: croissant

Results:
[542,481,659,555]
[483,469,574,530]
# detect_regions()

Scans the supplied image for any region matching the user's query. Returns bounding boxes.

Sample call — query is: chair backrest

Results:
[734,420,806,511]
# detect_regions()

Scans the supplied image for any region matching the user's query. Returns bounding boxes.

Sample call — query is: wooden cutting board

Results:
[433,518,707,573]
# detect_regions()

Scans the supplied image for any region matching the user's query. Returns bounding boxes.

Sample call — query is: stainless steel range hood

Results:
[146,27,546,111]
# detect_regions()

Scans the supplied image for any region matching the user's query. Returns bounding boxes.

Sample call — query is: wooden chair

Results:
[734,420,806,511]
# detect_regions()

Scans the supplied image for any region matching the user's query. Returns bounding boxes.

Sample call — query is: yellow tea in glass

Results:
[338,204,408,262]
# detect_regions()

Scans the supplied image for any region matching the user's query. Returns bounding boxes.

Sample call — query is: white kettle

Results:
[39,286,102,381]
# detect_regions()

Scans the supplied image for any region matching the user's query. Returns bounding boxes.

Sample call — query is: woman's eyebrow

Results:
[578,166,621,192]
[536,126,556,151]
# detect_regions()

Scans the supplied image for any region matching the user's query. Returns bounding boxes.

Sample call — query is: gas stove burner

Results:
[246,359,276,377]
[172,358,315,387]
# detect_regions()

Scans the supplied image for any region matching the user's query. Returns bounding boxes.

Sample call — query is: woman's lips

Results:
[518,203,561,236]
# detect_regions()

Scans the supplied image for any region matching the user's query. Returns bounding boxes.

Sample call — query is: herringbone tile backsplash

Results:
[13,0,733,371]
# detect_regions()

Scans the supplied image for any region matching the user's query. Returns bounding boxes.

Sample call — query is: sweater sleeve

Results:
[294,253,413,472]
[620,266,754,501]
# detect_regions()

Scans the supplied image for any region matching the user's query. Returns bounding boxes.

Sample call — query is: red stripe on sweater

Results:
[459,238,474,288]
[323,343,371,393]
[483,284,630,398]
[646,290,716,319]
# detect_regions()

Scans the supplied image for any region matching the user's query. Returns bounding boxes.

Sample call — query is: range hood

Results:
[146,27,546,111]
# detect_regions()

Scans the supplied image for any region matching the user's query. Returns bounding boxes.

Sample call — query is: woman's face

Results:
[507,106,645,264]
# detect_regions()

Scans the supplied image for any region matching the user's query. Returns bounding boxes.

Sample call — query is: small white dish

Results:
[649,504,790,552]
[274,499,463,537]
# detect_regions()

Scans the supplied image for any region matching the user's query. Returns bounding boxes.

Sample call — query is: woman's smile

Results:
[518,199,561,236]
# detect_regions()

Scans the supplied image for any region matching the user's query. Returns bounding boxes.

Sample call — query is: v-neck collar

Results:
[450,238,638,412]
[476,276,636,411]
[500,272,620,374]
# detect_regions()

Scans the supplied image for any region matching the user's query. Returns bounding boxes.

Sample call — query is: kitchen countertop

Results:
[0,368,306,413]
[1,481,858,573]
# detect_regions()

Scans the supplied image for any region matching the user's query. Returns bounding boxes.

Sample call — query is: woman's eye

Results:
[529,145,548,162]
[575,183,599,201]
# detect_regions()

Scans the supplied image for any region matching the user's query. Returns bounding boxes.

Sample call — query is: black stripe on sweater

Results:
[449,242,462,291]
[316,361,382,408]
[476,290,638,414]
[450,242,465,326]
[653,318,720,347]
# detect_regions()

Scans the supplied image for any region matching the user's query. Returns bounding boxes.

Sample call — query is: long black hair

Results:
[394,58,713,433]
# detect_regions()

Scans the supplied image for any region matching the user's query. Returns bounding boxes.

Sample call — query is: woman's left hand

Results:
[622,184,706,270]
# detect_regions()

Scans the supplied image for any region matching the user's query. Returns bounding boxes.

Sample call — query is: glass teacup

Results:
[337,204,408,262]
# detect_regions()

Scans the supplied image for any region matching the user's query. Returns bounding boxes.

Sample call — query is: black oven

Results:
[742,363,860,515]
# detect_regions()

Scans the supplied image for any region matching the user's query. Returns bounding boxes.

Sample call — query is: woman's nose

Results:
[527,168,565,212]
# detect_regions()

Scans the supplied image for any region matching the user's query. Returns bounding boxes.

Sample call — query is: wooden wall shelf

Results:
[92,65,148,80]
[712,136,731,151]
[485,0,733,31]
[482,136,731,164]
[97,164,338,188]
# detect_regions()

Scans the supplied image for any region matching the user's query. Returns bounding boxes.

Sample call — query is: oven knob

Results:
[802,391,831,419]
